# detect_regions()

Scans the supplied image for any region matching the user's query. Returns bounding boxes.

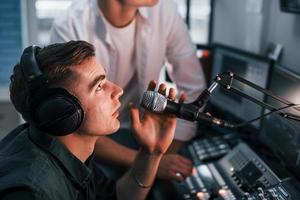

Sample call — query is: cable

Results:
[228,104,300,128]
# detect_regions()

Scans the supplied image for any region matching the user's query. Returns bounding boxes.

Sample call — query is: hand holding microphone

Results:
[130,81,185,154]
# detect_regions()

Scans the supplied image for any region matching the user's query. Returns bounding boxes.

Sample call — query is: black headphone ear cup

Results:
[30,88,84,136]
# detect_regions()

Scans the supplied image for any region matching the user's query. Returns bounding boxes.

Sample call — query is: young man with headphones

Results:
[51,0,205,182]
[0,41,180,200]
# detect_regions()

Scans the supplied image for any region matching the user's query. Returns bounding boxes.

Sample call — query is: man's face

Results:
[66,56,123,136]
[118,0,159,7]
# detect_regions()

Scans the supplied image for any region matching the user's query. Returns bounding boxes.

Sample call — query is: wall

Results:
[0,0,23,89]
[262,0,300,72]
[212,0,300,72]
[0,0,23,136]
[212,0,266,53]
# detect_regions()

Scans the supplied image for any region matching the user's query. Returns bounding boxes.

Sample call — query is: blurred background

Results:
[0,0,213,138]
[0,0,300,138]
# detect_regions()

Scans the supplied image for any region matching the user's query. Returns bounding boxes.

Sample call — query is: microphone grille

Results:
[140,91,167,112]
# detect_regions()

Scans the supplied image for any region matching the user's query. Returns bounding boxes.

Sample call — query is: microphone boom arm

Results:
[213,72,300,122]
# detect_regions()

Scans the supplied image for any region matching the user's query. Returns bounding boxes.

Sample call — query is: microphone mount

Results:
[211,72,300,124]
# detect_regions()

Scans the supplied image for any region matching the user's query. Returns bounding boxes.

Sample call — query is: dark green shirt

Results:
[0,124,117,200]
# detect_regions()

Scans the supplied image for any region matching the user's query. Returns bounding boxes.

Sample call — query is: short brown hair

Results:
[10,40,95,122]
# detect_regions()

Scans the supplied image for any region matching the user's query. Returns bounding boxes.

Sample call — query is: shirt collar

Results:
[138,7,149,21]
[28,125,93,189]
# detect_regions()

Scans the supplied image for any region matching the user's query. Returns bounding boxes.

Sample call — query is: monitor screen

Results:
[265,67,300,114]
[280,0,300,14]
[260,66,300,179]
[210,44,271,128]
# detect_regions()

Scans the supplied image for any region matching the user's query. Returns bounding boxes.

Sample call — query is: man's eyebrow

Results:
[89,74,106,90]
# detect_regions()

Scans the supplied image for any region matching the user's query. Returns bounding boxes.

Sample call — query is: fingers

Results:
[146,80,188,107]
[178,91,187,103]
[158,154,193,182]
[173,171,185,182]
[168,88,176,101]
[147,80,178,101]
[158,83,167,96]
[147,80,157,91]
[178,155,193,166]
[174,156,193,179]
[171,161,193,182]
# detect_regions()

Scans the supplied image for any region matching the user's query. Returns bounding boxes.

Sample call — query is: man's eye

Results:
[96,84,103,91]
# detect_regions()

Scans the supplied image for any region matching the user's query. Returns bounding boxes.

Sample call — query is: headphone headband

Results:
[20,45,43,83]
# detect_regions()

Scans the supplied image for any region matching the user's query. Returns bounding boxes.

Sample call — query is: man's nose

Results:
[110,81,123,99]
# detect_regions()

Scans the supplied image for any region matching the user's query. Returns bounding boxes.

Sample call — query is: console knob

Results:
[269,190,279,200]
[257,187,264,195]
[196,191,210,200]
[258,193,267,200]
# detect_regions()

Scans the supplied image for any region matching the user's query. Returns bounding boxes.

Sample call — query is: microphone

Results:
[140,91,234,128]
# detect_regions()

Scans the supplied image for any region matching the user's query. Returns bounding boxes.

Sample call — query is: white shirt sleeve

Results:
[165,2,207,141]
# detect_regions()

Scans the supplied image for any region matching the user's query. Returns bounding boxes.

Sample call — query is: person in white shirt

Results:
[50,0,206,181]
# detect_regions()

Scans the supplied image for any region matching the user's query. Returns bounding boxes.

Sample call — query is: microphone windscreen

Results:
[140,91,167,112]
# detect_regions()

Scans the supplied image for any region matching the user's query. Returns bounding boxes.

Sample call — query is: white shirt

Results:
[50,0,206,141]
[102,15,139,129]
[103,15,137,87]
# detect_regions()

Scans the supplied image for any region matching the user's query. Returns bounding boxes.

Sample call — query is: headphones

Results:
[20,45,84,136]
